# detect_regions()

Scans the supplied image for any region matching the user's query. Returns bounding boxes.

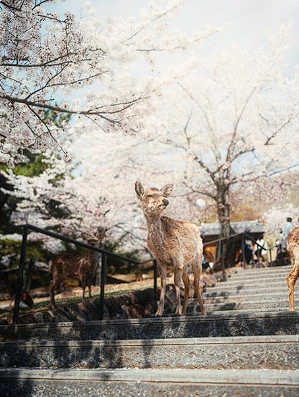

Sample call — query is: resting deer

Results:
[49,235,101,309]
[135,181,206,317]
[287,227,299,311]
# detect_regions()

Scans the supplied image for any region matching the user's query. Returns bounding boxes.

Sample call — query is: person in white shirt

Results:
[255,235,268,264]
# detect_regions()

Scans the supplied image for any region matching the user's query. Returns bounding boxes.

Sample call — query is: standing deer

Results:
[49,234,101,309]
[135,181,206,317]
[287,227,299,311]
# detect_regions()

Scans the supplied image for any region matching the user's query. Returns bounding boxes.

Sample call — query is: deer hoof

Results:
[175,307,182,316]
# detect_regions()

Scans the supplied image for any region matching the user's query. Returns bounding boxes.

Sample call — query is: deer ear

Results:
[161,184,173,197]
[81,232,88,240]
[135,181,144,199]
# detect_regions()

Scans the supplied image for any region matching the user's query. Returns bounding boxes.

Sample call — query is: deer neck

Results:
[88,248,99,263]
[145,214,165,242]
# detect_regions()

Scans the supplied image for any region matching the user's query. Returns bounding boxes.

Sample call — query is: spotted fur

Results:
[49,236,100,309]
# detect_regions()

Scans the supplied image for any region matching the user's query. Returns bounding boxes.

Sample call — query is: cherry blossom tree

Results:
[72,24,299,251]
[0,0,217,164]
[3,5,299,258]
[149,24,299,245]
[263,203,298,238]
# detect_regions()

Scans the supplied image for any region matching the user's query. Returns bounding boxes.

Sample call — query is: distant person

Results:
[202,249,212,273]
[281,217,293,251]
[276,230,285,260]
[243,240,253,265]
[255,236,268,263]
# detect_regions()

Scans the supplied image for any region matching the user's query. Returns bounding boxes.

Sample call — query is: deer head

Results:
[81,232,99,247]
[135,181,173,216]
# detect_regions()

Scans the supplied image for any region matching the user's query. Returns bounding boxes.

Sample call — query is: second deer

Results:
[49,233,102,309]
[135,181,206,317]
[287,227,299,311]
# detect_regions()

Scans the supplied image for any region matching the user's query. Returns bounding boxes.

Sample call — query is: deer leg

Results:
[287,261,299,311]
[49,277,63,309]
[192,255,206,316]
[49,280,56,309]
[81,277,87,306]
[182,267,190,316]
[87,277,92,299]
[173,262,183,316]
[155,263,167,317]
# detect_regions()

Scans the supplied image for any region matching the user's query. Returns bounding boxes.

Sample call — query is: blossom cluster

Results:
[0,0,218,164]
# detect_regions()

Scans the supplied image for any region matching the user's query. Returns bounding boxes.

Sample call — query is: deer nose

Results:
[163,199,169,206]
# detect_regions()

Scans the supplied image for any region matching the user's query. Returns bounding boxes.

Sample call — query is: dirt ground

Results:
[0,266,237,315]
[0,272,165,311]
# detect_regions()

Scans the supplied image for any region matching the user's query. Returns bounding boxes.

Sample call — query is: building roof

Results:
[199,220,264,237]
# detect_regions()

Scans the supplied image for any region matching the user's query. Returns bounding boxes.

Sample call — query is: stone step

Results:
[184,307,293,317]
[215,273,288,286]
[203,292,289,304]
[231,266,292,276]
[1,334,298,371]
[225,276,289,286]
[204,288,288,296]
[205,308,292,316]
[1,311,299,342]
[203,288,289,299]
[230,268,291,279]
[190,299,291,313]
[211,279,288,290]
[0,368,298,397]
[203,283,288,297]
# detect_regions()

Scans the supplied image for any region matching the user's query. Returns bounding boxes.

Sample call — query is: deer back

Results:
[148,216,202,265]
[50,253,85,279]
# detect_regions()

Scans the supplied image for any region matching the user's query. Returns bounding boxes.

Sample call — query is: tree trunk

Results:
[216,184,231,239]
[215,183,231,279]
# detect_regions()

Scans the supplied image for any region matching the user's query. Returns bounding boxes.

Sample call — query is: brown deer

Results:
[49,234,101,309]
[287,227,299,311]
[135,181,206,317]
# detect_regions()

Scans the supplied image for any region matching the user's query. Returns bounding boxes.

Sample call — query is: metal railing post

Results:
[153,259,158,300]
[99,253,107,320]
[242,233,246,269]
[13,226,28,324]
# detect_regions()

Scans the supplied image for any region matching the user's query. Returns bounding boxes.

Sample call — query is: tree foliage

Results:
[0,0,217,163]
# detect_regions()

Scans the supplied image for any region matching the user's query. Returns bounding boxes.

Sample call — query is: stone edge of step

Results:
[0,310,298,330]
[1,333,298,348]
[0,368,299,386]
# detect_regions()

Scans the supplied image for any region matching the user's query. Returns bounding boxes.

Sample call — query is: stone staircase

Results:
[0,264,299,396]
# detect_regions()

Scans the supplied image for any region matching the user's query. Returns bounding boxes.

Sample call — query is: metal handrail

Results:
[0,224,143,264]
[203,230,273,252]
[0,223,275,323]
[0,223,156,323]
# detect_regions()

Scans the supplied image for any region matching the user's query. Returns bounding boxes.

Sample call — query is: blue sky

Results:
[54,0,299,74]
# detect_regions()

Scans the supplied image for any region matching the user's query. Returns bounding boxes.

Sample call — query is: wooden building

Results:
[199,220,265,265]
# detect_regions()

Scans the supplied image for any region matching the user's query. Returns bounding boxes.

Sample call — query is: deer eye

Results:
[147,194,153,198]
